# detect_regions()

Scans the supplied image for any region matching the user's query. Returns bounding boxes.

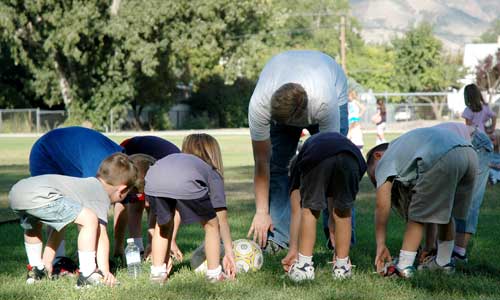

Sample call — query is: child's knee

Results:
[334,207,352,218]
[203,217,219,229]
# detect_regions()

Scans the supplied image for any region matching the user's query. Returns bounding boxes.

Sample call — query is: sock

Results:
[150,263,167,276]
[133,238,144,252]
[335,256,350,268]
[298,253,313,265]
[55,240,65,257]
[436,240,454,266]
[78,251,96,277]
[25,242,44,269]
[206,265,222,279]
[397,250,417,270]
[453,245,466,256]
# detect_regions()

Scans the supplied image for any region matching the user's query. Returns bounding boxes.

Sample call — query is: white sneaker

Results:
[287,261,314,282]
[332,261,352,279]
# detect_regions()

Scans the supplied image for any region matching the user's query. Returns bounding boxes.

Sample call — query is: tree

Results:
[391,23,463,119]
[0,0,273,130]
[479,19,500,43]
[476,48,500,103]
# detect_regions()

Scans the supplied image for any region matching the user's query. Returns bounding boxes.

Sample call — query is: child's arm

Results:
[281,189,300,272]
[216,208,236,278]
[96,223,117,285]
[374,181,393,272]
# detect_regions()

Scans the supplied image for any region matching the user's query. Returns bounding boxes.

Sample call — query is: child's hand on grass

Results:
[102,271,117,286]
[222,250,236,279]
[170,242,183,262]
[375,245,392,274]
[281,250,298,272]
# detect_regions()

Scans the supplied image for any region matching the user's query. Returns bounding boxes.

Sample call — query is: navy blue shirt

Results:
[29,126,123,177]
[121,136,180,160]
[290,132,366,189]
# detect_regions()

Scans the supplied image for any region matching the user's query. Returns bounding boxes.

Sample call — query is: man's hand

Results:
[247,212,273,248]
[281,249,298,272]
[375,245,392,273]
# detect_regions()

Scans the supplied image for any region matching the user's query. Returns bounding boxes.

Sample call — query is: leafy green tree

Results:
[479,19,500,43]
[392,23,463,118]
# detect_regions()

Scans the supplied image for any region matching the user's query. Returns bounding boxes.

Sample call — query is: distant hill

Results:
[350,0,500,50]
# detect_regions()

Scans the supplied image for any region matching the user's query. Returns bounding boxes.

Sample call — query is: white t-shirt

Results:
[248,50,348,141]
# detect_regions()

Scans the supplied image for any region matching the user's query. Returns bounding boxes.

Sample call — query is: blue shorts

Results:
[14,197,83,232]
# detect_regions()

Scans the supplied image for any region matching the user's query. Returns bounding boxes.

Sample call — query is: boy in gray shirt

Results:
[366,127,477,278]
[9,153,137,287]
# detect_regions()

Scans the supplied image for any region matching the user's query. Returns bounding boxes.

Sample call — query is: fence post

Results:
[0,110,2,131]
[110,109,114,133]
[36,108,41,133]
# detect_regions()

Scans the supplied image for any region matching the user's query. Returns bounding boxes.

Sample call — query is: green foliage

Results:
[188,77,253,128]
[392,23,460,93]
[348,45,397,92]
[479,19,500,43]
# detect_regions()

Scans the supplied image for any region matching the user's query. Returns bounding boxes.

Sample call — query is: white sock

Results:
[453,245,466,256]
[78,251,96,277]
[133,238,144,252]
[55,240,65,257]
[397,250,417,270]
[335,256,350,268]
[206,265,222,279]
[25,242,44,269]
[436,240,454,266]
[150,263,167,276]
[298,253,313,265]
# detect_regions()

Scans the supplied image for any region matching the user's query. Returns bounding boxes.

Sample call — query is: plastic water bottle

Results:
[125,238,141,278]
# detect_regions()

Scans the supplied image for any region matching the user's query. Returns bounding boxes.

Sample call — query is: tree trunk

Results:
[420,96,445,120]
[54,60,72,106]
[110,0,121,16]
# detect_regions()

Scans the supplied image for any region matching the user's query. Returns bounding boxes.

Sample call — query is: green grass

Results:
[0,132,499,300]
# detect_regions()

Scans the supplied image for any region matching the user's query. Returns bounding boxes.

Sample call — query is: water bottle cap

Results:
[127,238,134,244]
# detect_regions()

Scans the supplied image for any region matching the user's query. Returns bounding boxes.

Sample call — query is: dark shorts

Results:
[300,152,361,211]
[147,195,216,226]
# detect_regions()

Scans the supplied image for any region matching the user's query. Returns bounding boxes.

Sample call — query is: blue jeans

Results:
[456,130,492,234]
[268,123,319,248]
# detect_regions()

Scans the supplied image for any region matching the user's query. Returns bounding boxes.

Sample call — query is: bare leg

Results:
[127,201,145,239]
[298,208,320,256]
[113,202,128,257]
[151,220,173,270]
[332,208,351,259]
[438,220,454,242]
[203,217,221,270]
[454,232,471,248]
[402,220,424,252]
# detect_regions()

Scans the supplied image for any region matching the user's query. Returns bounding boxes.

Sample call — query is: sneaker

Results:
[206,271,230,283]
[26,265,48,284]
[76,270,104,288]
[332,260,352,279]
[287,261,315,282]
[378,259,415,279]
[417,256,455,274]
[263,240,286,255]
[451,251,468,264]
[52,256,78,279]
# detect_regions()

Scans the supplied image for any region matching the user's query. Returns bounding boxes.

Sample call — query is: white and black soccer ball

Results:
[233,239,263,273]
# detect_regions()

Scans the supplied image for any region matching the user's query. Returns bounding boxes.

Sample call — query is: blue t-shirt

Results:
[29,126,123,177]
[121,136,180,159]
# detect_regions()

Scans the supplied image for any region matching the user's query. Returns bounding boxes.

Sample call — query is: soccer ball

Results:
[233,239,263,273]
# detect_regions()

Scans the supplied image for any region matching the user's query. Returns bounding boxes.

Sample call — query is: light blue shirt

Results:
[375,127,472,188]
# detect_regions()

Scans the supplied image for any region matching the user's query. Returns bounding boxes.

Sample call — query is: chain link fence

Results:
[0,109,66,133]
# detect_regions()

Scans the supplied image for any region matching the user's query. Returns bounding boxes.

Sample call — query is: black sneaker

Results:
[451,251,468,264]
[263,240,286,255]
[26,265,48,284]
[76,270,104,288]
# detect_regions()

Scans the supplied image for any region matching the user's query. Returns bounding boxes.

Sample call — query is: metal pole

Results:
[36,108,40,133]
[110,109,114,133]
[340,15,347,75]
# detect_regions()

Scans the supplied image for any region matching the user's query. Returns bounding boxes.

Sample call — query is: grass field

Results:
[0,132,499,300]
